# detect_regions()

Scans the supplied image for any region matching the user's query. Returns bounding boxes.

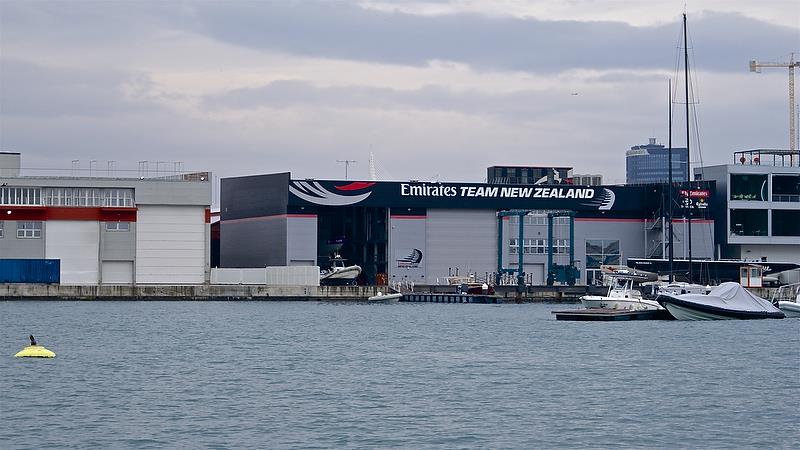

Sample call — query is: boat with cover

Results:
[320,253,361,286]
[581,276,664,311]
[658,282,785,320]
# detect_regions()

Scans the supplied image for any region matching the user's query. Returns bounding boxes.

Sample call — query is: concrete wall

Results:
[211,266,320,286]
[0,220,46,258]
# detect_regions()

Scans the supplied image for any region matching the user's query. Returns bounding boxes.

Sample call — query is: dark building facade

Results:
[220,173,715,285]
[626,138,688,184]
[487,166,573,185]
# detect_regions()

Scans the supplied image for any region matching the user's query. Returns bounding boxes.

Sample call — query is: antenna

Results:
[336,159,357,180]
[369,152,376,181]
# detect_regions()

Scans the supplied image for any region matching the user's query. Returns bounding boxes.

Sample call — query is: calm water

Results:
[1,301,798,449]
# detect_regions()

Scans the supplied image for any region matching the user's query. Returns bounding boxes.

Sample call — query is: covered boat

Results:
[658,282,785,320]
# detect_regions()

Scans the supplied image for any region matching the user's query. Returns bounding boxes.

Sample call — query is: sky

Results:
[1,0,798,193]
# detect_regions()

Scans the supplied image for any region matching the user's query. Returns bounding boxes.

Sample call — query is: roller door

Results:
[101,261,134,284]
[425,209,497,282]
[44,221,100,285]
[136,205,206,284]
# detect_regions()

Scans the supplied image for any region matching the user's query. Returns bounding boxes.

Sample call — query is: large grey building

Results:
[696,149,800,264]
[626,138,689,184]
[1,152,212,285]
[220,172,715,285]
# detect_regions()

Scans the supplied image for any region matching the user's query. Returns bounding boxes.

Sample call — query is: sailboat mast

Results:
[683,13,693,284]
[668,79,674,283]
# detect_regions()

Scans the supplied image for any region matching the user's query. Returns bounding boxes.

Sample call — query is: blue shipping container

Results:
[0,259,60,284]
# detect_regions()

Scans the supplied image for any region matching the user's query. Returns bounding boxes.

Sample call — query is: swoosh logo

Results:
[335,182,376,191]
[289,180,372,206]
[581,188,616,210]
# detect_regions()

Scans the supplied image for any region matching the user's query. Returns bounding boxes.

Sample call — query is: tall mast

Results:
[683,13,693,284]
[668,79,674,283]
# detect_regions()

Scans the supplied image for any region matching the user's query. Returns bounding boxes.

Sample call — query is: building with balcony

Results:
[696,149,800,263]
[626,138,688,184]
[0,152,212,285]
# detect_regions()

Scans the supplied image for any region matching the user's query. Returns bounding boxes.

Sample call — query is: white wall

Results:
[136,205,206,284]
[45,221,100,285]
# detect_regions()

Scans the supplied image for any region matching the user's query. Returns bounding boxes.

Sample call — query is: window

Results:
[772,210,800,237]
[730,174,768,201]
[730,209,768,236]
[509,238,519,254]
[772,175,800,202]
[73,188,102,206]
[104,189,134,207]
[17,221,42,239]
[586,239,620,269]
[0,187,41,206]
[105,222,130,231]
[0,221,3,238]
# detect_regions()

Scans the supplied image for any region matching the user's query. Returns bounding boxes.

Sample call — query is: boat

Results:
[772,282,800,318]
[15,345,56,358]
[319,253,361,286]
[600,264,658,283]
[658,282,785,320]
[643,281,713,298]
[581,276,664,311]
[367,291,402,303]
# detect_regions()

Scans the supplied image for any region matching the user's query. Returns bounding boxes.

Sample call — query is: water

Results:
[1,301,798,449]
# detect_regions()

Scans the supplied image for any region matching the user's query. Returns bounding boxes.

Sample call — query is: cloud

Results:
[0,59,163,117]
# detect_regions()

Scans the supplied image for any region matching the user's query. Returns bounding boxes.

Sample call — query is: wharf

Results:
[552,308,672,321]
[401,292,503,304]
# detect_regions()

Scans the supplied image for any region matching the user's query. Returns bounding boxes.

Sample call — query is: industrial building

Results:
[627,138,688,184]
[220,172,715,286]
[696,149,800,263]
[0,152,212,285]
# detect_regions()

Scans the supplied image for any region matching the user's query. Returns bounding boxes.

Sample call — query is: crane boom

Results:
[750,53,800,150]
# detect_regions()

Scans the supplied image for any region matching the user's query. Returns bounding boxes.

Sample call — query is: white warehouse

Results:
[0,152,212,285]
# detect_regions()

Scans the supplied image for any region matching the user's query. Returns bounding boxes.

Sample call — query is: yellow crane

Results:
[750,53,800,150]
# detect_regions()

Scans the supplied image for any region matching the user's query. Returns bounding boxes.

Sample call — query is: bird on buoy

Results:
[14,335,56,358]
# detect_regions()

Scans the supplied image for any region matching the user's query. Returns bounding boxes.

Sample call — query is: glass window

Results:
[586,239,620,269]
[772,175,800,202]
[105,222,130,232]
[103,189,134,207]
[772,210,800,236]
[730,174,768,201]
[730,209,768,236]
[586,240,603,254]
[17,221,42,239]
[0,187,42,206]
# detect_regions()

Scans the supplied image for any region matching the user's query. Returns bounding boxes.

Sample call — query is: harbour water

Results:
[1,301,798,448]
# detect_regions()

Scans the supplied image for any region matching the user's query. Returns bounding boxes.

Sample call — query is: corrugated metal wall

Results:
[425,209,498,282]
[0,259,60,283]
[45,221,100,285]
[136,205,206,284]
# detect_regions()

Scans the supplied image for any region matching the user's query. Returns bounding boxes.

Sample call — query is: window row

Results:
[509,238,571,254]
[0,221,130,239]
[0,187,134,207]
[508,213,571,226]
[730,209,800,237]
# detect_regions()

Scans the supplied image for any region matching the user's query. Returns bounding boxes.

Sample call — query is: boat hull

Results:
[660,295,785,320]
[368,293,402,303]
[778,301,800,318]
[581,296,663,311]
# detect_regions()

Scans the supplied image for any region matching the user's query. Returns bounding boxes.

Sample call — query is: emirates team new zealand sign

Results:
[288,179,642,211]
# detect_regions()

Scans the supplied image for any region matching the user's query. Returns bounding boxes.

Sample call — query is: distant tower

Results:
[626,138,688,184]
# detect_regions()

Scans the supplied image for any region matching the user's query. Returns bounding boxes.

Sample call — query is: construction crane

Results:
[750,53,800,150]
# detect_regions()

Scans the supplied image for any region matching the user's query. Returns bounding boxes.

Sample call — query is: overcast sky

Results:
[1,0,798,192]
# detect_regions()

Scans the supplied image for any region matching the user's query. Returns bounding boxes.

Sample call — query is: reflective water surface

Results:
[1,301,798,448]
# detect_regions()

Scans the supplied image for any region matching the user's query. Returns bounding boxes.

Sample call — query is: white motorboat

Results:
[320,253,361,286]
[581,276,664,311]
[647,282,713,297]
[771,282,800,318]
[659,282,785,320]
[367,291,402,303]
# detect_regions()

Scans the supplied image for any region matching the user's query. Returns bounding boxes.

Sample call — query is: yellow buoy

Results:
[14,345,56,358]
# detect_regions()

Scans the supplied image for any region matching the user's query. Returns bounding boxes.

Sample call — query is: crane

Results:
[750,53,800,150]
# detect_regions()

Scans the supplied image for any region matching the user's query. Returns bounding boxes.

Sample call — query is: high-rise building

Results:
[626,138,688,184]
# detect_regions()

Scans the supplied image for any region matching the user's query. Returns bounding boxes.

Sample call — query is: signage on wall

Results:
[288,179,649,212]
[679,189,710,209]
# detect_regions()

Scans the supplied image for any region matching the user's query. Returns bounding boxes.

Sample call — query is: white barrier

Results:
[211,267,320,286]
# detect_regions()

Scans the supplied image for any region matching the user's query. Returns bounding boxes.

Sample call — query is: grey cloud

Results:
[2,2,795,74]
[0,59,163,117]
[205,79,616,121]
